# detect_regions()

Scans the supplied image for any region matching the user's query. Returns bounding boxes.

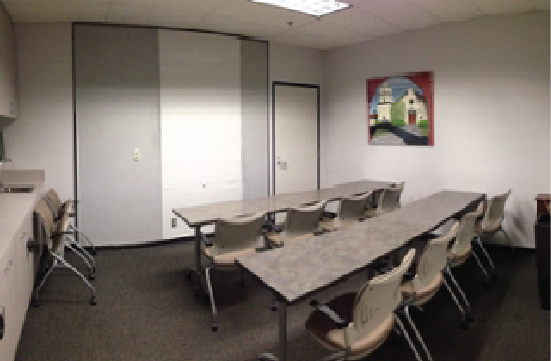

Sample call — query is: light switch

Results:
[133,147,140,162]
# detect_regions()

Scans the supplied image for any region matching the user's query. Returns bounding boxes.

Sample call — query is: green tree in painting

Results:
[391,99,405,127]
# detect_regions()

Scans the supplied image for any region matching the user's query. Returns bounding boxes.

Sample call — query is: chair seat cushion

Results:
[400,272,443,305]
[202,245,255,268]
[305,292,395,358]
[447,243,471,267]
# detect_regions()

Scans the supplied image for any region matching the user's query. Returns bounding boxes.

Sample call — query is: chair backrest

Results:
[45,188,63,217]
[347,248,415,345]
[212,212,266,255]
[35,199,59,251]
[413,221,460,291]
[285,200,327,237]
[338,192,372,221]
[450,202,483,256]
[483,189,511,228]
[378,181,405,212]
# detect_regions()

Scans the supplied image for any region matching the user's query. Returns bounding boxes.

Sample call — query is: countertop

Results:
[0,170,45,258]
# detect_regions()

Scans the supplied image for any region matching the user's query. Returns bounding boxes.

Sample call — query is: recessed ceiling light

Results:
[250,0,351,17]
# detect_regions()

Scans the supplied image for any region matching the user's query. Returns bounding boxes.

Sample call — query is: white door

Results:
[273,83,319,195]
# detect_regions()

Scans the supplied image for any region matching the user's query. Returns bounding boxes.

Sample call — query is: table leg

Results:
[186,226,206,296]
[258,300,287,361]
[279,301,288,361]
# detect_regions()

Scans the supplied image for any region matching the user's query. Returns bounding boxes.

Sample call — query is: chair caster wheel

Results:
[270,303,278,312]
[193,288,200,298]
[31,298,40,307]
[466,312,474,323]
[239,280,245,287]
[484,281,492,290]
[92,250,97,256]
[211,322,218,332]
[88,274,95,281]
[258,352,279,361]
[186,272,193,281]
[460,321,469,330]
[90,296,97,306]
[491,273,498,282]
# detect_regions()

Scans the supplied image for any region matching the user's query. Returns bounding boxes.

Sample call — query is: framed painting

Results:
[367,71,434,146]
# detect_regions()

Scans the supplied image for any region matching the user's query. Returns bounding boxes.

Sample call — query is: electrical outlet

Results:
[171,218,177,228]
[133,147,140,162]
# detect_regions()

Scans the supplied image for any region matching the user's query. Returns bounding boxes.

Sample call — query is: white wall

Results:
[160,30,242,238]
[323,12,550,248]
[4,23,73,202]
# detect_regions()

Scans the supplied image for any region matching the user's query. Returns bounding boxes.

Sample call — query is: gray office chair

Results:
[399,221,460,361]
[321,192,372,232]
[474,189,513,277]
[365,181,405,218]
[202,212,266,331]
[305,249,423,361]
[444,202,485,329]
[267,200,327,247]
[32,199,97,306]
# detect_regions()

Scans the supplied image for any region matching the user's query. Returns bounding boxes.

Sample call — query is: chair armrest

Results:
[309,299,349,329]
[201,233,213,247]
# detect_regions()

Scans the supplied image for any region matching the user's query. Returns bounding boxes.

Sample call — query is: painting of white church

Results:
[367,72,434,146]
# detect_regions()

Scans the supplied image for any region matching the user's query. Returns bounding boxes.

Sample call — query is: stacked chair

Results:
[33,199,97,306]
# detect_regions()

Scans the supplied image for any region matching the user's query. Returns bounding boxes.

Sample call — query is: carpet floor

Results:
[15,242,549,361]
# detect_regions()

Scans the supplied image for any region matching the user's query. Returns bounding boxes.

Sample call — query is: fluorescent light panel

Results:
[250,0,351,17]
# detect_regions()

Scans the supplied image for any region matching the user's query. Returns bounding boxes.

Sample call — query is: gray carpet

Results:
[15,242,549,361]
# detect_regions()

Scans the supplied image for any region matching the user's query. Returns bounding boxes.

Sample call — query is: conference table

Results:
[173,180,393,294]
[237,190,483,361]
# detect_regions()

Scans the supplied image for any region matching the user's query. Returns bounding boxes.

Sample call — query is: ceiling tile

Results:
[199,13,288,37]
[409,0,483,21]
[323,7,404,37]
[110,0,227,13]
[473,0,535,14]
[352,0,442,29]
[2,2,44,21]
[41,2,109,21]
[107,4,203,27]
[211,0,314,28]
[270,23,371,50]
[530,0,550,10]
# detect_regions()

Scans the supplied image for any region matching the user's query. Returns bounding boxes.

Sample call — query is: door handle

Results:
[0,305,5,341]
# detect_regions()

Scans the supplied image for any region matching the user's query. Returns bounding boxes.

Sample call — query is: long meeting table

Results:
[236,190,484,361]
[172,180,393,295]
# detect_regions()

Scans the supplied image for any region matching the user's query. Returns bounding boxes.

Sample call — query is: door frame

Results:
[272,81,320,195]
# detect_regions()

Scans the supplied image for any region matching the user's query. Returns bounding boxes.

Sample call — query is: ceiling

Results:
[1,0,549,49]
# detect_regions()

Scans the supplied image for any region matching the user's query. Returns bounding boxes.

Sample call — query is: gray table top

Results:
[173,180,392,226]
[237,190,484,304]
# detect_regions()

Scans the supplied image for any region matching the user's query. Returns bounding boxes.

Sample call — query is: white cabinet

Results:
[14,211,35,337]
[0,241,17,361]
[0,4,16,118]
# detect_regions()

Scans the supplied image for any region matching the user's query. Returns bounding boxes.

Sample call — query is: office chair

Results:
[202,212,267,331]
[474,189,513,277]
[444,202,485,329]
[305,249,423,361]
[365,181,405,218]
[320,192,372,232]
[44,188,96,256]
[266,200,327,247]
[399,221,460,361]
[32,199,97,306]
